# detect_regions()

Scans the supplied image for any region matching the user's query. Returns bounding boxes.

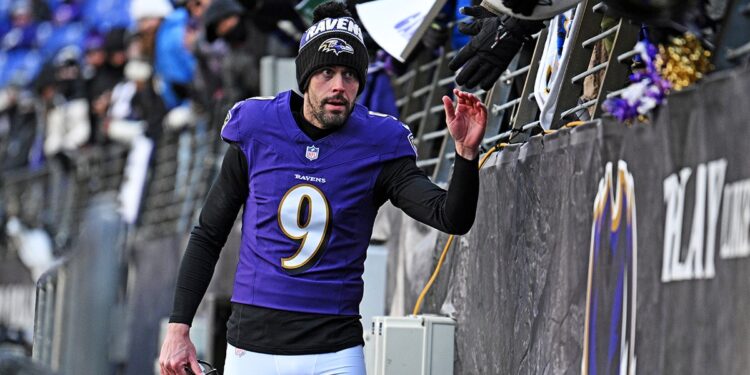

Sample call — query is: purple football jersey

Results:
[221,91,416,316]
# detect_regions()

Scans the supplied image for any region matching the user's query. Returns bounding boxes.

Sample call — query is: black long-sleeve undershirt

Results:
[169,102,480,354]
[375,150,479,235]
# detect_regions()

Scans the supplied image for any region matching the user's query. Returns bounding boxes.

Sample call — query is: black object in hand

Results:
[184,359,219,375]
[502,0,539,17]
[184,365,197,375]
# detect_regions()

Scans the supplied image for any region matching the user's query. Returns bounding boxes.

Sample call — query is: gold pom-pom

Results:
[657,33,713,91]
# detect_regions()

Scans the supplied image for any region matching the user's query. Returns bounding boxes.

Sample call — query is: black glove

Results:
[422,22,450,50]
[458,4,497,20]
[502,0,539,18]
[449,9,544,90]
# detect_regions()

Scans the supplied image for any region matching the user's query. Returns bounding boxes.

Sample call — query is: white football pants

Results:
[223,343,366,375]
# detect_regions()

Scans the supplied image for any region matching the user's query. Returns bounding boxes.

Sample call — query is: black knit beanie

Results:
[296,2,369,95]
[203,0,244,43]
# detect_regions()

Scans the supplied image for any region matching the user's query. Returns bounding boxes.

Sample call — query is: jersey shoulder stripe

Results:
[358,108,416,159]
[221,101,244,136]
[367,110,398,121]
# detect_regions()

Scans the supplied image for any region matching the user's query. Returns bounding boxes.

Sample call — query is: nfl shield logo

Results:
[305,145,319,161]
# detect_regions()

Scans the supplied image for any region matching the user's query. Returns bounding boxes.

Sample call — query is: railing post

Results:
[592,19,641,119]
[511,27,549,143]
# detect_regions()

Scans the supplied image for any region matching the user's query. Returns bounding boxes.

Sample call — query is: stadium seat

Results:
[36,21,85,61]
[81,0,131,32]
[0,49,41,87]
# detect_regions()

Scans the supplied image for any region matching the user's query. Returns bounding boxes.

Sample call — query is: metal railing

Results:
[4,119,223,371]
[136,122,218,240]
[715,0,750,68]
[31,195,125,374]
[0,144,130,253]
[32,263,66,369]
[393,0,641,182]
[394,0,750,184]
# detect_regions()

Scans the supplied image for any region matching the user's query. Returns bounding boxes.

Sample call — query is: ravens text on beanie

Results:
[295,1,369,95]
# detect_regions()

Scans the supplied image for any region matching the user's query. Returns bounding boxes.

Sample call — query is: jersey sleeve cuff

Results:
[168,314,193,326]
[454,152,479,167]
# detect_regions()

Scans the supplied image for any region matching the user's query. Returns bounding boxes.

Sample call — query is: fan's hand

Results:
[449,16,545,90]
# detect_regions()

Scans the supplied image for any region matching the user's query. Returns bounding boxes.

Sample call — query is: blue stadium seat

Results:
[0,49,42,87]
[36,21,84,61]
[81,0,131,32]
[0,7,9,37]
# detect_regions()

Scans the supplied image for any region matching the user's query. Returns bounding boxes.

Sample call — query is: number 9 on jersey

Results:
[277,184,331,274]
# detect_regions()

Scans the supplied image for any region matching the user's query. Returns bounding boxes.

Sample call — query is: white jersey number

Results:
[278,184,331,272]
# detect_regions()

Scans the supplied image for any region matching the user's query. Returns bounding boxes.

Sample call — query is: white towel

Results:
[533,3,583,130]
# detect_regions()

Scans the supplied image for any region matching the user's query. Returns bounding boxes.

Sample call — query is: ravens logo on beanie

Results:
[296,1,369,95]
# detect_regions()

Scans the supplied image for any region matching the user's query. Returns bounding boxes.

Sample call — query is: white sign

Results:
[720,178,750,259]
[356,0,447,62]
[118,135,154,224]
[660,158,750,283]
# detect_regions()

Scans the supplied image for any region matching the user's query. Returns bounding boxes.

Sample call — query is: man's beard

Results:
[307,94,353,129]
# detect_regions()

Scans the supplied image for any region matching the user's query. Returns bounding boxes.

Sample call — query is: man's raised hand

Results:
[443,89,488,160]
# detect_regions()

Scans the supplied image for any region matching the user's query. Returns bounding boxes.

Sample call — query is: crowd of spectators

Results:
[0,0,496,272]
[0,0,314,175]
[0,0,494,176]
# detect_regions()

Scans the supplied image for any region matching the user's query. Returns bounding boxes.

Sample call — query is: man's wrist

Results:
[167,322,191,336]
[455,143,479,160]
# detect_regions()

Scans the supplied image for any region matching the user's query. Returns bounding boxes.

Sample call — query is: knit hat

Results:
[104,27,128,53]
[295,2,369,95]
[203,0,245,43]
[130,0,173,21]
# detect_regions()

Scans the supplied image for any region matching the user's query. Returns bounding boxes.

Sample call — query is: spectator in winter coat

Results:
[153,0,211,109]
[105,58,167,145]
[0,83,37,171]
[203,0,261,103]
[130,0,173,61]
[43,46,90,158]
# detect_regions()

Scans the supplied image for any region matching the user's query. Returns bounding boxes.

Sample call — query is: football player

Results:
[159,2,487,374]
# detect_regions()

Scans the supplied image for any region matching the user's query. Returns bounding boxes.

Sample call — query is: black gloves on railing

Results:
[449,6,545,90]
